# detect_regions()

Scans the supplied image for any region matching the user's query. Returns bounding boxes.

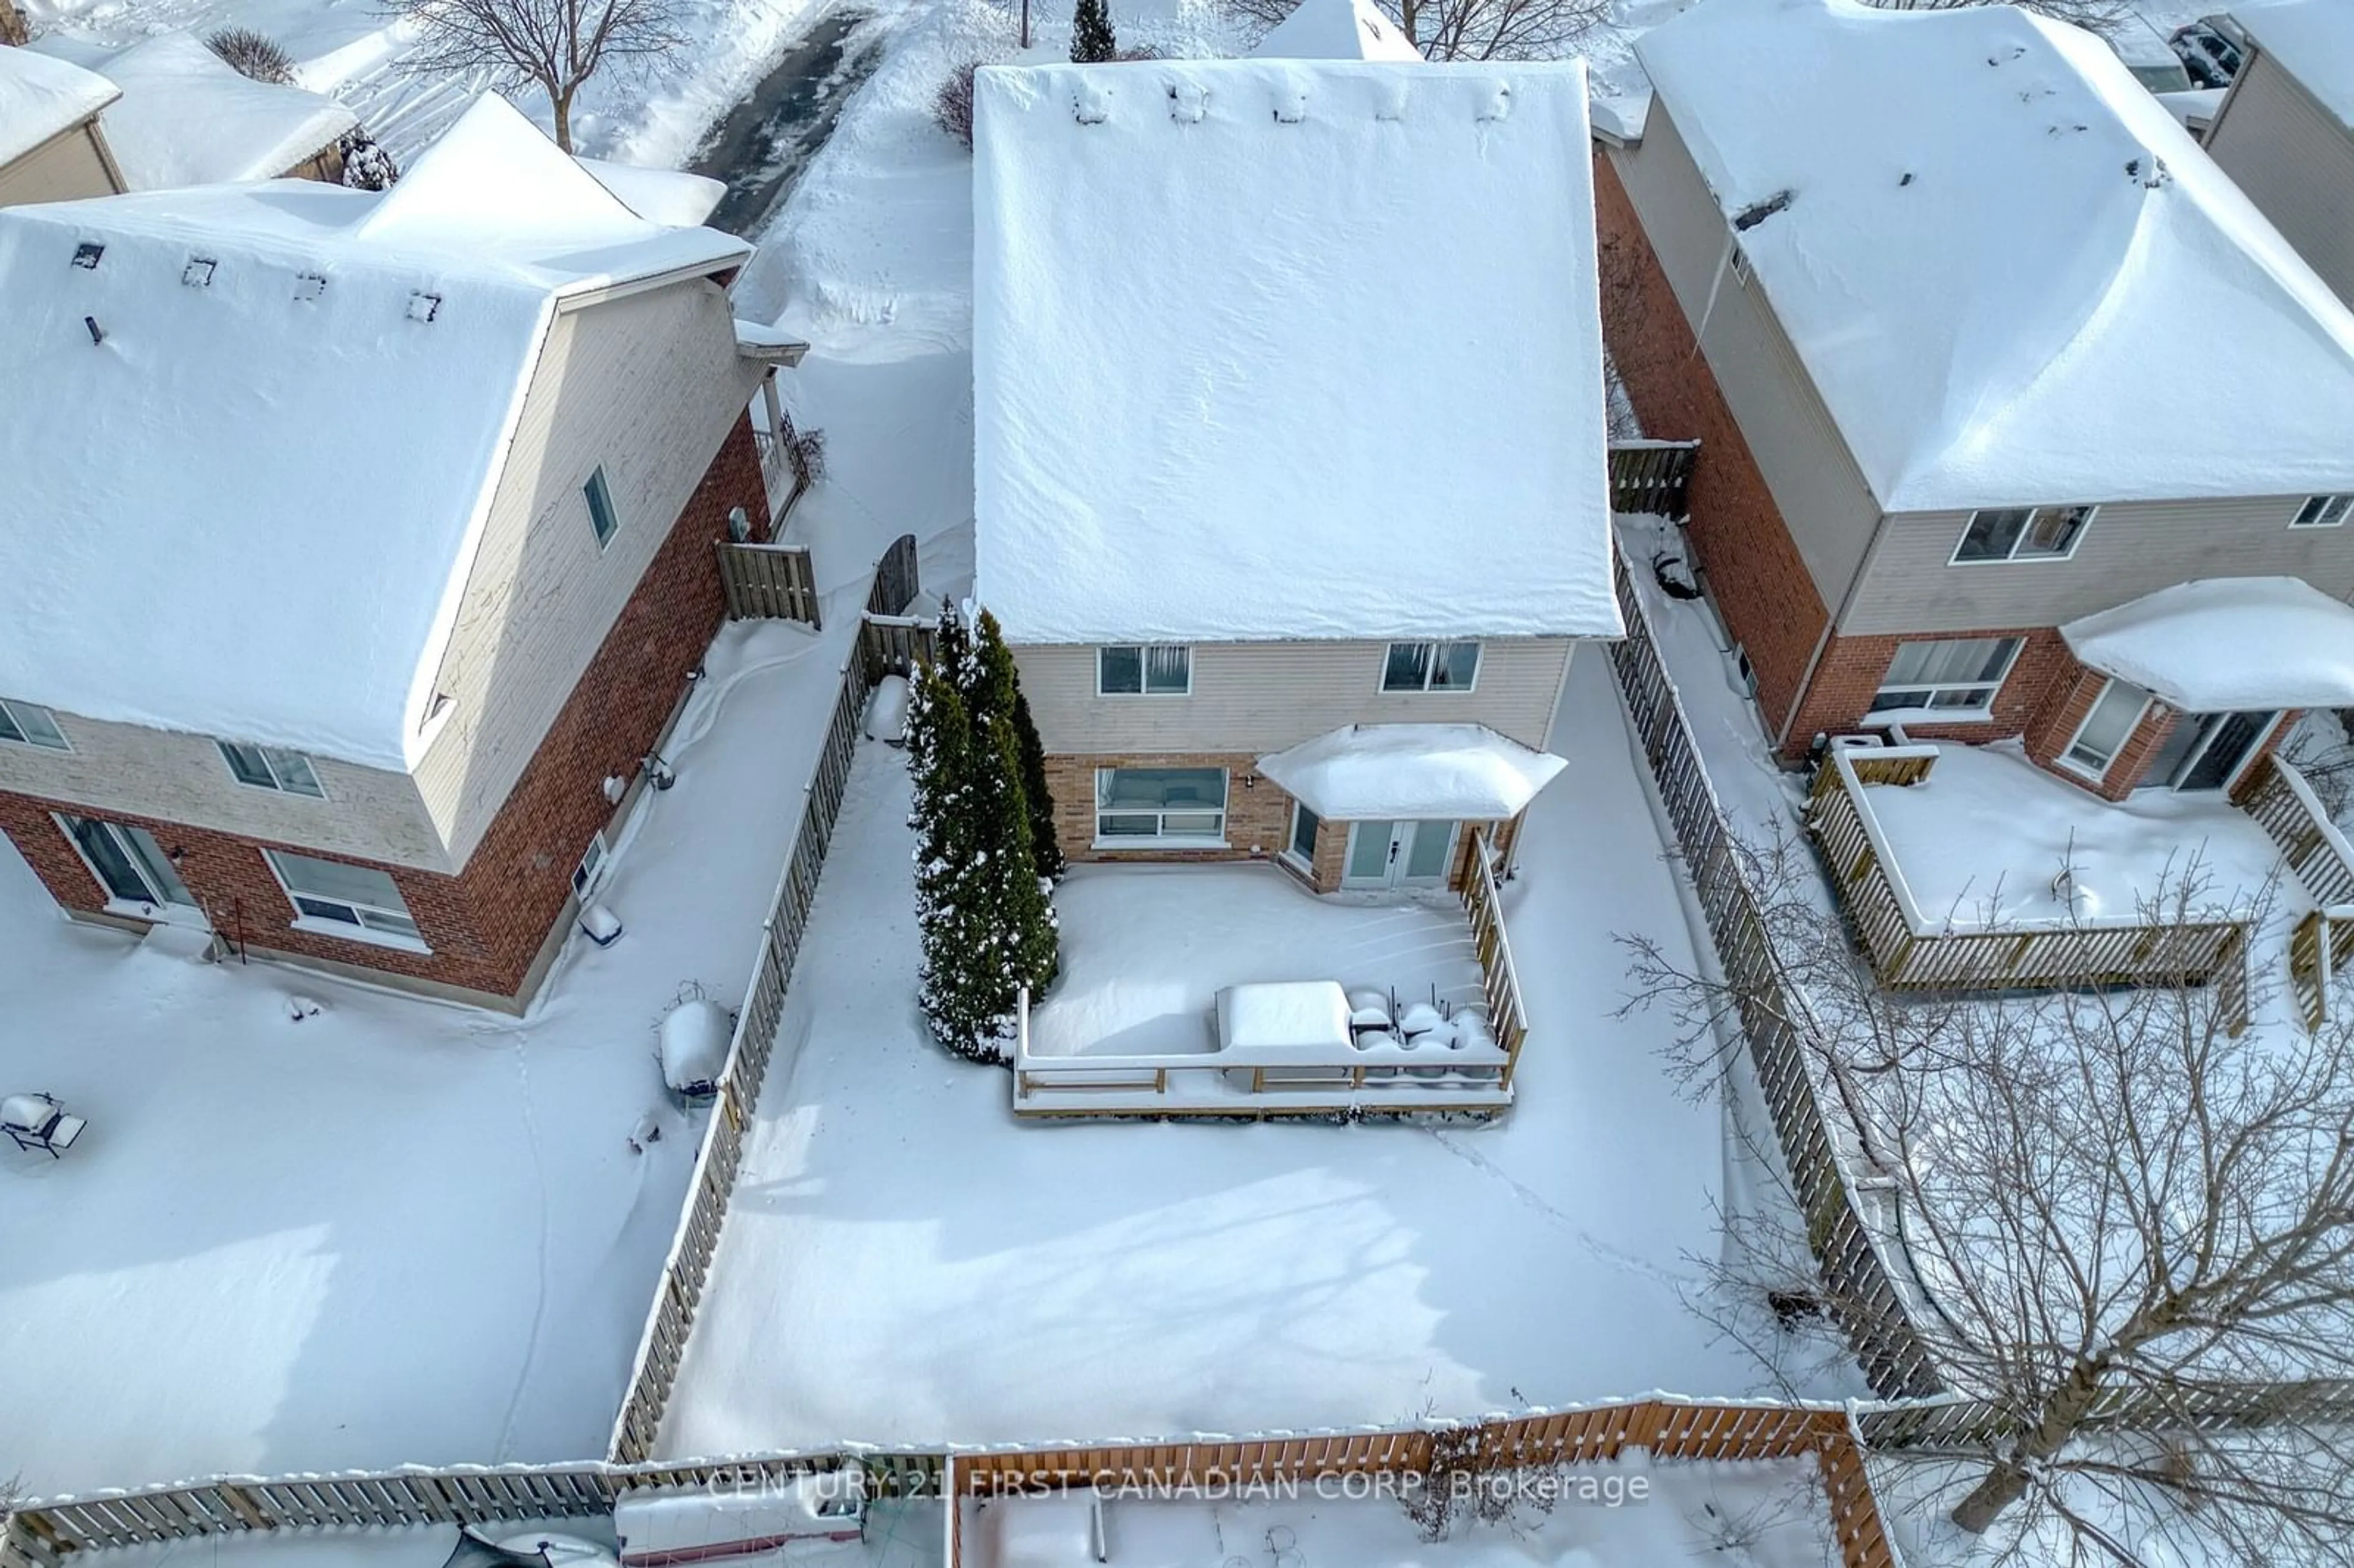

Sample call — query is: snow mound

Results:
[0,44,117,166]
[0,93,751,769]
[1252,0,1422,62]
[1636,0,2354,509]
[2236,0,2354,131]
[577,156,728,227]
[2060,577,2354,711]
[90,32,357,190]
[1257,722,1567,820]
[972,58,1620,647]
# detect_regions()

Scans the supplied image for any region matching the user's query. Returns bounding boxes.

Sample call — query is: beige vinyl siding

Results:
[1609,105,1885,604]
[1843,495,2354,634]
[0,706,449,869]
[0,121,123,207]
[1013,637,1576,756]
[413,277,766,863]
[2205,48,2354,308]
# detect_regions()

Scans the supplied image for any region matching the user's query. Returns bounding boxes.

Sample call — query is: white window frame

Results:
[1095,644,1192,696]
[1729,242,1753,287]
[218,740,327,798]
[2293,494,2353,529]
[585,465,621,549]
[53,812,191,915]
[1284,801,1320,870]
[1380,641,1482,694]
[1092,766,1228,847]
[1950,505,2096,565]
[264,848,429,953]
[2059,678,2151,781]
[573,831,609,899]
[0,698,69,751]
[1868,636,2022,719]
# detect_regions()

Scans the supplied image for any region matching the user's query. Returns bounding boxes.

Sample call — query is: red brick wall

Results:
[1593,148,1830,742]
[0,414,766,1002]
[1788,627,2076,758]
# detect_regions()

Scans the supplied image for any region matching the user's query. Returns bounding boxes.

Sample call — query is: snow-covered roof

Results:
[1252,0,1422,62]
[91,33,358,189]
[2236,0,2354,130]
[972,59,1618,646]
[0,94,751,769]
[1634,0,2354,510]
[2060,577,2354,711]
[0,45,118,166]
[1257,723,1566,820]
[578,157,728,226]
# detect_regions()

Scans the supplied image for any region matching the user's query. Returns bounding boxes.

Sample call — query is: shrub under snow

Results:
[205,26,297,85]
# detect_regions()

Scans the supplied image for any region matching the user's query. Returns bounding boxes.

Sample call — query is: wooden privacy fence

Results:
[1461,827,1531,1086]
[1805,749,2250,1019]
[1606,552,1947,1399]
[1859,1377,2354,1449]
[2,1453,947,1568]
[861,533,937,674]
[1606,439,1699,520]
[608,631,877,1465]
[952,1401,1898,1568]
[715,541,821,626]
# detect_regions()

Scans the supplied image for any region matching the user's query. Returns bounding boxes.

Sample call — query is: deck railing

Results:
[1806,747,2250,1018]
[1461,826,1530,1085]
[713,541,821,626]
[2234,750,2354,1027]
[1606,439,1700,520]
[608,619,880,1464]
[1606,552,1948,1399]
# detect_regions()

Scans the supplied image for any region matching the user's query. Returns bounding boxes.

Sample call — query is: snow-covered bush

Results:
[1070,0,1118,63]
[338,128,400,191]
[934,62,982,150]
[205,26,298,85]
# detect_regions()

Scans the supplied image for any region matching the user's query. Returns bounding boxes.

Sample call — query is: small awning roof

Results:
[1257,724,1566,821]
[2060,577,2354,712]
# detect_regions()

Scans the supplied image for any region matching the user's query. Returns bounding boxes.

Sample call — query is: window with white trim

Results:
[0,698,68,750]
[1869,636,2022,715]
[2293,495,2353,529]
[218,740,326,797]
[2062,679,2149,778]
[1097,645,1190,695]
[1287,802,1320,866]
[1095,767,1226,843]
[573,831,608,899]
[1382,641,1481,693]
[1952,506,2094,563]
[266,849,422,943]
[585,466,620,548]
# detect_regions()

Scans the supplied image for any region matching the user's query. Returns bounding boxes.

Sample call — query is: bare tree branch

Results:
[1222,0,1607,62]
[385,0,688,150]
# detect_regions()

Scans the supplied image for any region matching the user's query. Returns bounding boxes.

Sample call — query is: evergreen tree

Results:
[905,661,1059,1063]
[966,609,1065,883]
[1070,0,1117,64]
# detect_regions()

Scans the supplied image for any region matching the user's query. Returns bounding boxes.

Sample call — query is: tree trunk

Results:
[1397,0,1419,50]
[1951,1357,2113,1533]
[550,88,575,152]
[0,0,31,47]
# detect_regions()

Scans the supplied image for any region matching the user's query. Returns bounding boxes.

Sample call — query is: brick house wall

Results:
[0,415,766,1006]
[1786,627,2078,758]
[1039,750,1505,895]
[1593,149,1832,742]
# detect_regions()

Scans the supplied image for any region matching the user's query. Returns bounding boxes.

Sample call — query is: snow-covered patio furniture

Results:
[1216,981,1358,1090]
[2,1093,85,1159]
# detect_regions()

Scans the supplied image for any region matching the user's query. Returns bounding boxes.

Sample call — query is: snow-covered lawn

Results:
[1026,866,1485,1058]
[0,615,861,1499]
[652,651,1785,1459]
[962,1456,1839,1568]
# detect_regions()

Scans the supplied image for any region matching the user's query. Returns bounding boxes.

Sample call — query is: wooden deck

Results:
[1807,746,2250,1023]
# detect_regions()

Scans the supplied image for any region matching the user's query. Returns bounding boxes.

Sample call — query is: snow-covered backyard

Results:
[0,615,861,1499]
[962,1456,1840,1568]
[652,649,1785,1458]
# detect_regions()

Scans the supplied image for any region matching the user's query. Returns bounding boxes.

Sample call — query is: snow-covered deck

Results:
[1013,865,1508,1115]
[1807,740,2295,1000]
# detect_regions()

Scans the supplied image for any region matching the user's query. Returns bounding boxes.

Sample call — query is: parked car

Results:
[2171,14,2250,89]
[2112,15,2193,95]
